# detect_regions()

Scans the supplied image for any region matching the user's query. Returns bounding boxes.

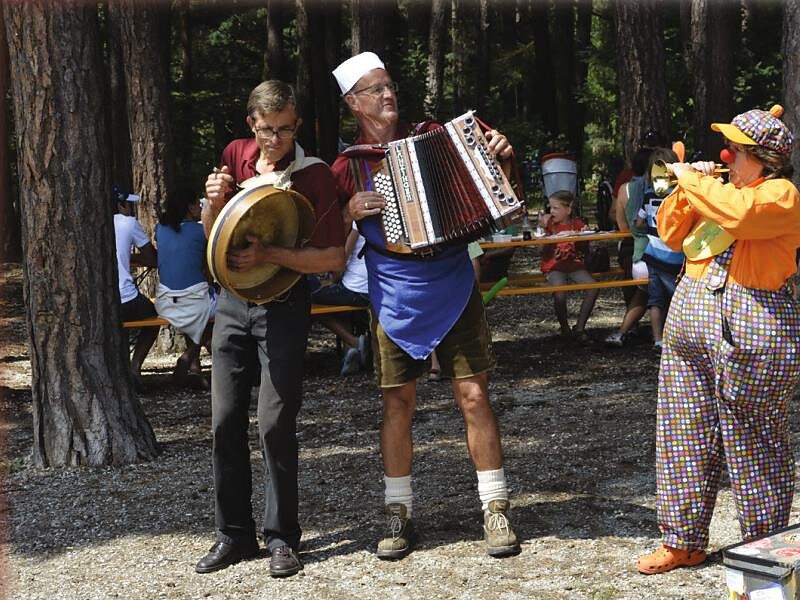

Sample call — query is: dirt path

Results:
[2,261,798,599]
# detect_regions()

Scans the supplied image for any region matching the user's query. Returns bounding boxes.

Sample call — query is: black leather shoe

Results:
[269,544,303,578]
[195,540,258,574]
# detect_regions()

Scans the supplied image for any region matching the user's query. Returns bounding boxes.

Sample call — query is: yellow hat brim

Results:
[710,122,758,146]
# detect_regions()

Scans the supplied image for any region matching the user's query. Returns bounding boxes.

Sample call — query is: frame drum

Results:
[207,184,315,304]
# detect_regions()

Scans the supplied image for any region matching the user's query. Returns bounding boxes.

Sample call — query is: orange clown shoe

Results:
[636,545,707,575]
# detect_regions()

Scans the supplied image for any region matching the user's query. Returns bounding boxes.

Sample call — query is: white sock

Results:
[477,468,508,511]
[384,474,413,517]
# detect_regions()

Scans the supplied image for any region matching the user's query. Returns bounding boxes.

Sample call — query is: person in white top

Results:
[310,221,370,376]
[113,186,159,390]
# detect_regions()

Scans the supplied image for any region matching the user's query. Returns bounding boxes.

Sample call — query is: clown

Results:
[637,105,800,574]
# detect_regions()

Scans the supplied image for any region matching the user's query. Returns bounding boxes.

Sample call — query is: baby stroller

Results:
[540,152,581,217]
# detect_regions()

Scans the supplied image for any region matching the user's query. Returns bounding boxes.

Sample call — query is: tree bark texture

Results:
[350,0,386,58]
[530,0,558,137]
[552,1,575,141]
[110,0,174,240]
[312,0,341,164]
[452,0,475,115]
[690,0,738,162]
[783,0,800,187]
[174,0,194,177]
[4,1,159,467]
[294,0,342,163]
[0,2,20,261]
[295,0,317,156]
[106,6,133,195]
[263,0,285,81]
[424,0,448,120]
[570,0,592,166]
[614,0,670,165]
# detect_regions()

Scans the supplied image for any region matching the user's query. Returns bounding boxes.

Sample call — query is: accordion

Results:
[369,111,522,254]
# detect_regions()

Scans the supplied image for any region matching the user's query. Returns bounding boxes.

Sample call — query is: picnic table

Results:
[478,230,648,296]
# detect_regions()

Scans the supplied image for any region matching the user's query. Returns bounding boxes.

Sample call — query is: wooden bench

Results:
[479,267,625,290]
[122,303,368,329]
[478,266,648,297]
[490,277,648,297]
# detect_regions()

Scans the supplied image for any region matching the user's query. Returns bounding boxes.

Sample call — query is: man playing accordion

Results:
[331,52,521,560]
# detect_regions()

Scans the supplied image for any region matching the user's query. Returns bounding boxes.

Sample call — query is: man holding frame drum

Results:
[195,81,345,578]
[331,52,521,560]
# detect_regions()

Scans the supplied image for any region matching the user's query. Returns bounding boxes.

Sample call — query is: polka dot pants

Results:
[656,263,800,551]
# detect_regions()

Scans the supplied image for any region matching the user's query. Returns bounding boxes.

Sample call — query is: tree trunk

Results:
[614,0,670,165]
[296,0,341,163]
[4,1,159,467]
[110,0,174,297]
[174,0,193,177]
[351,0,386,57]
[106,3,132,197]
[110,0,174,239]
[785,0,800,187]
[452,0,475,115]
[690,0,738,161]
[312,0,341,164]
[531,0,558,138]
[0,2,21,261]
[424,0,448,120]
[295,0,317,157]
[552,1,574,142]
[569,0,591,165]
[263,0,285,81]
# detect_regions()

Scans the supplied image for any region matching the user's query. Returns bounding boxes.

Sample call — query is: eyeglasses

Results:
[254,123,297,140]
[350,81,398,97]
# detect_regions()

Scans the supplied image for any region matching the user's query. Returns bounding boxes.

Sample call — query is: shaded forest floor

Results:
[2,257,800,599]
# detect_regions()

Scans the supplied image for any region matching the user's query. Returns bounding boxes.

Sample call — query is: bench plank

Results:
[479,267,625,290]
[123,303,369,329]
[493,278,648,296]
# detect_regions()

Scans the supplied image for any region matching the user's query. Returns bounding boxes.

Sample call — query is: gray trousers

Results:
[210,282,311,551]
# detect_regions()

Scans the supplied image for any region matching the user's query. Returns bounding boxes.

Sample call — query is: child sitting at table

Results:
[539,190,599,341]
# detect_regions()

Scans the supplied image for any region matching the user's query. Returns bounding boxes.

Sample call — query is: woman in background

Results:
[155,186,214,388]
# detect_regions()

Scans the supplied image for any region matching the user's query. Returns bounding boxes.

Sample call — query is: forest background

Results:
[0,0,799,467]
[3,0,799,261]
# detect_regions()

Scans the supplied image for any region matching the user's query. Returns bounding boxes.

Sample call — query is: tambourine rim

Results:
[206,184,315,304]
[207,185,296,287]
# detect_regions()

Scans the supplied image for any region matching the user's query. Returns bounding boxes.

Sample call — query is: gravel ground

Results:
[2,256,800,600]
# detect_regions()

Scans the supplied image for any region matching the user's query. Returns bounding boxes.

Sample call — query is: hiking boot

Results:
[484,499,521,557]
[376,503,417,560]
[636,545,706,575]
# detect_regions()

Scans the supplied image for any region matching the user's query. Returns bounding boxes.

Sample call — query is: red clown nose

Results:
[720,148,736,164]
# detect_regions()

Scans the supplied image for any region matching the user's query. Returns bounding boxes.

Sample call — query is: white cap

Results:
[332,52,386,95]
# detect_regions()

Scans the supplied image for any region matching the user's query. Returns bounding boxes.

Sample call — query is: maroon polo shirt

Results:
[219,138,345,250]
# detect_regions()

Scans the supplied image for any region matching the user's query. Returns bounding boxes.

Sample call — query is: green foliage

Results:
[170,8,270,189]
[583,2,620,168]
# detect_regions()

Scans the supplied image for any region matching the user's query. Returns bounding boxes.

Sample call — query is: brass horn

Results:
[651,159,729,197]
[207,184,315,304]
